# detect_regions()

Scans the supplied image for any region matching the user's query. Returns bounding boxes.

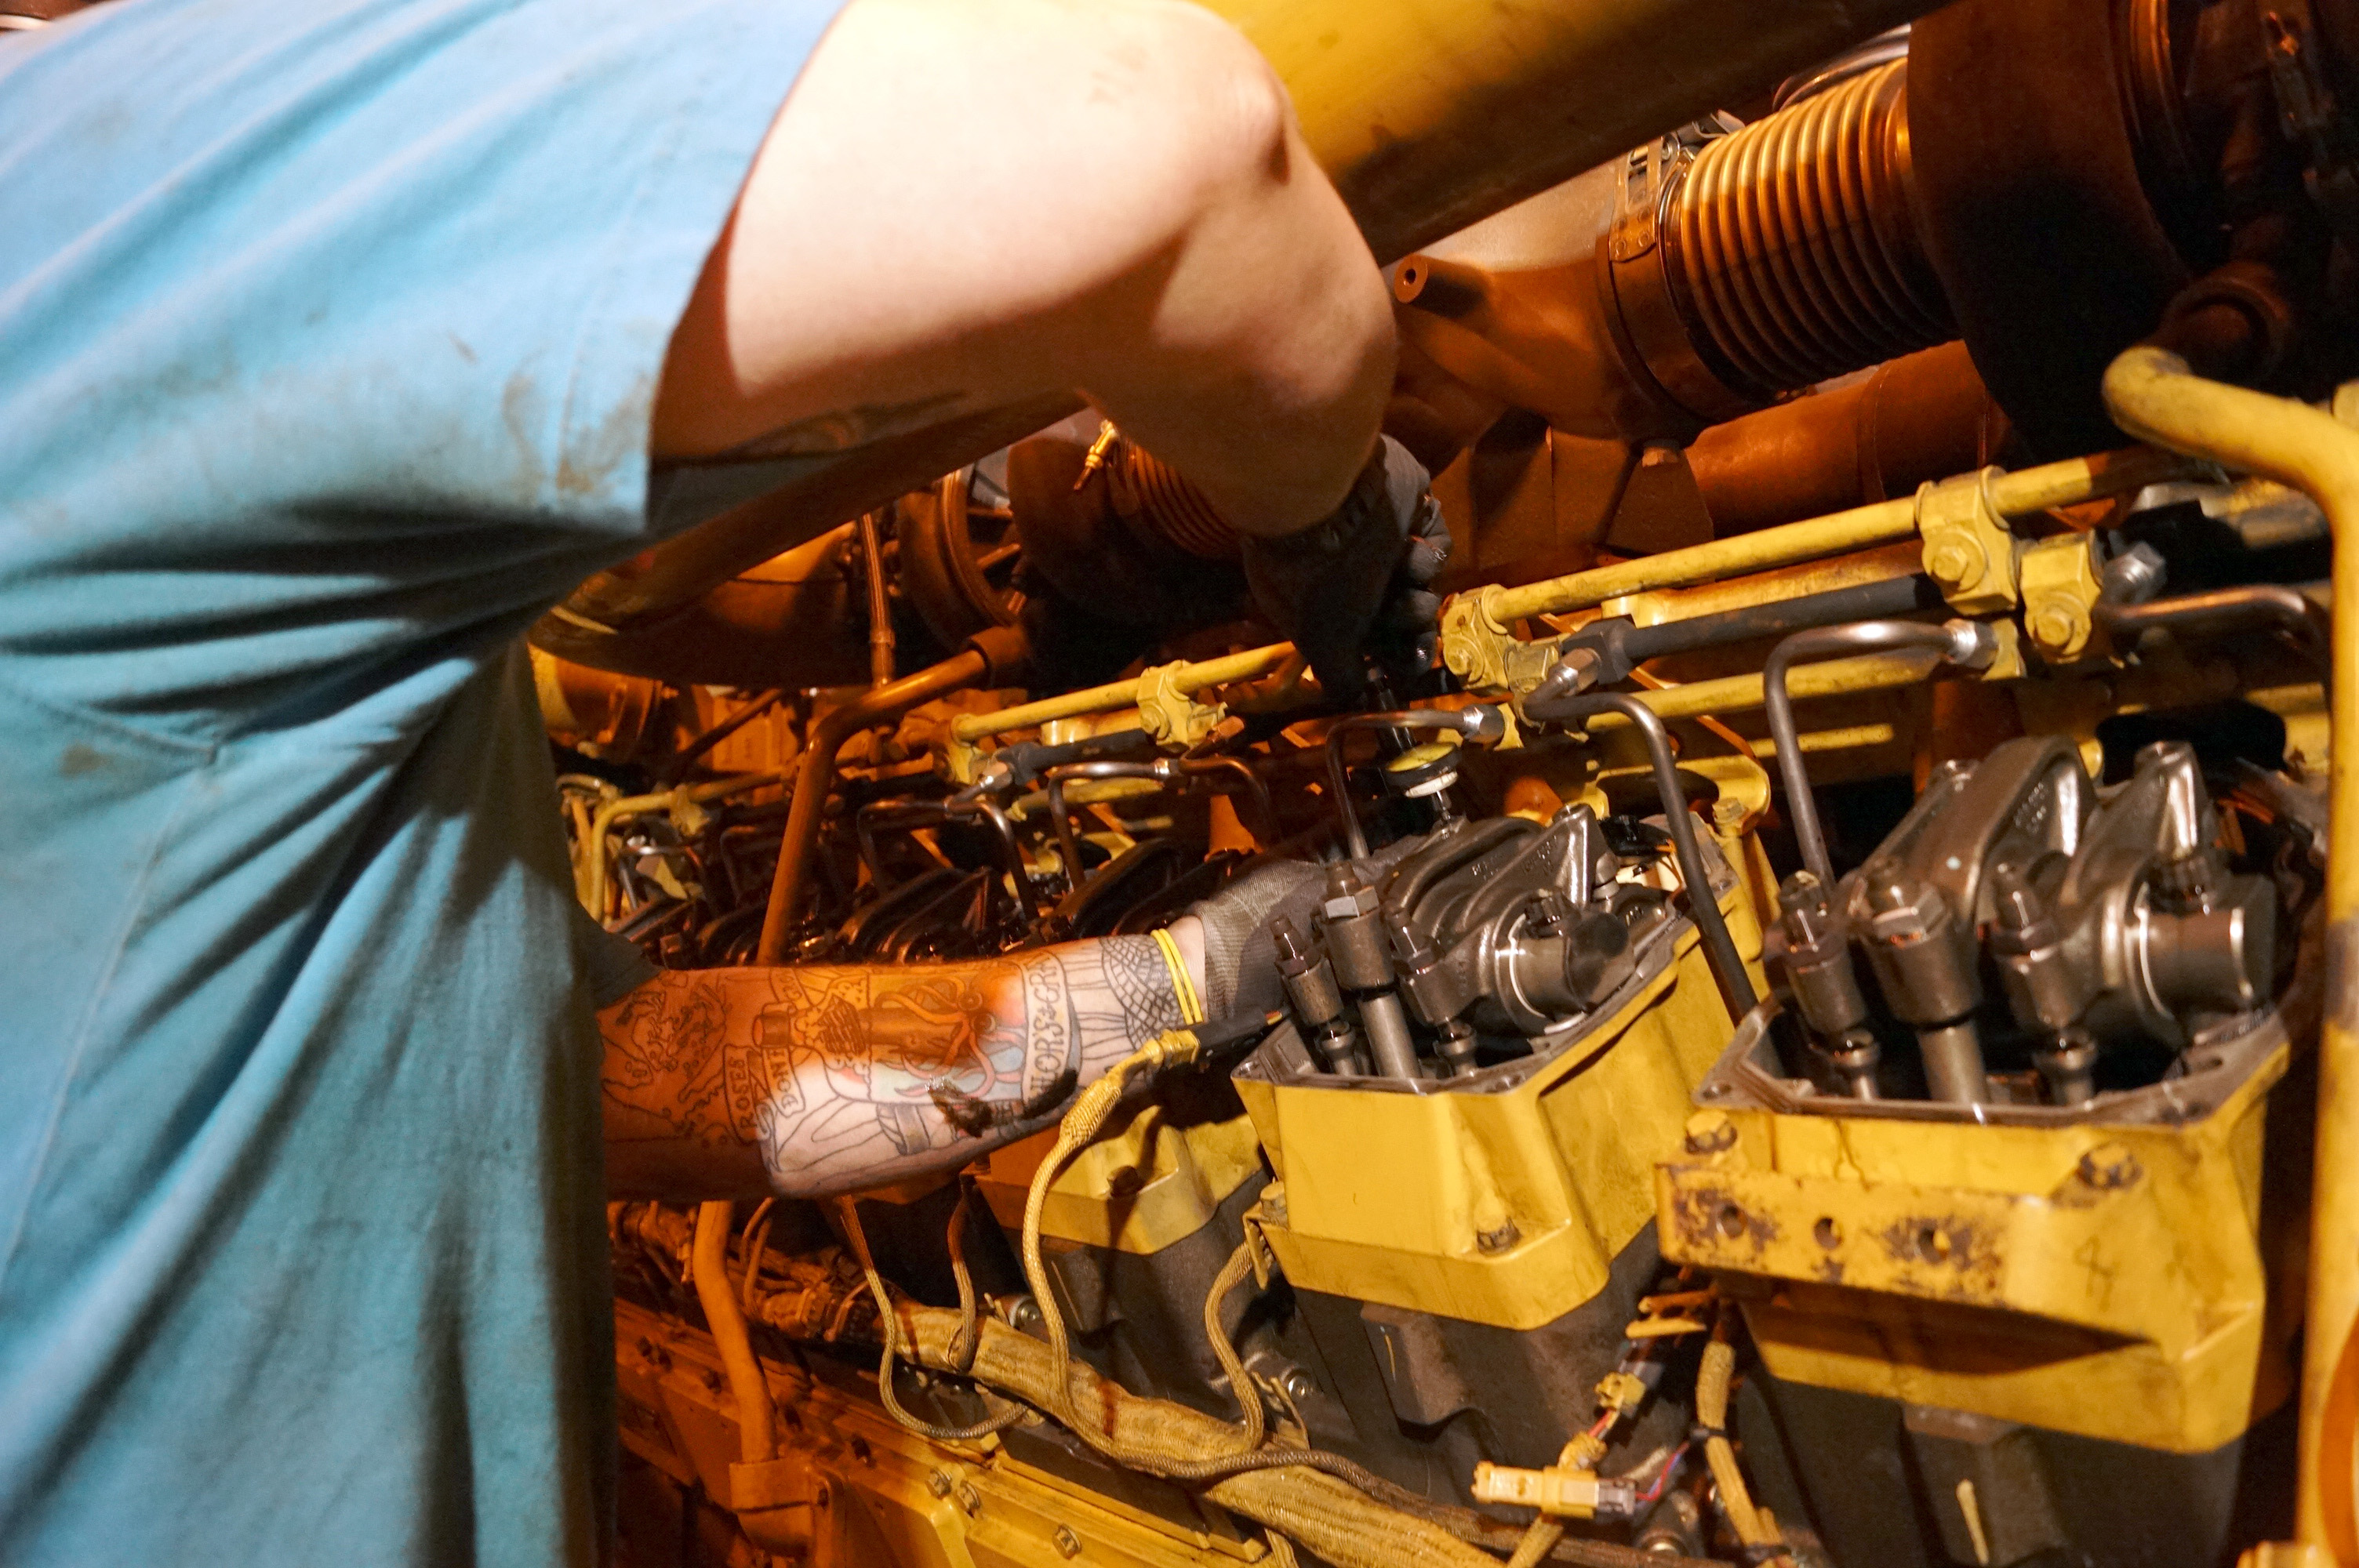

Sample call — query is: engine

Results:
[547,3,2359,1565]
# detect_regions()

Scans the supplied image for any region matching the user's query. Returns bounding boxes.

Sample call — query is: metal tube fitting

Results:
[1763,618,1994,891]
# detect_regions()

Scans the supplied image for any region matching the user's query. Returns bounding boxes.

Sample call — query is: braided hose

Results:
[1507,1519,1567,1568]
[838,1196,1025,1443]
[1205,1241,1268,1454]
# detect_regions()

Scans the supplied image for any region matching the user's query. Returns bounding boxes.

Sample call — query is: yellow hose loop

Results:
[838,1195,1024,1444]
[1020,1040,1180,1458]
[1203,1241,1268,1455]
[944,1177,984,1374]
[1013,1032,1427,1487]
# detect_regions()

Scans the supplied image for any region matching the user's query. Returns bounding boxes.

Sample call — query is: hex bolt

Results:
[1279,1367,1318,1403]
[1927,536,1985,590]
[956,1481,983,1516]
[927,1470,954,1499]
[1054,1525,1083,1559]
[2030,601,2085,653]
[1685,1109,1738,1155]
[2077,1142,2144,1190]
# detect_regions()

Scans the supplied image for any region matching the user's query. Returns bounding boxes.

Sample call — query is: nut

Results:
[1053,1525,1083,1559]
[927,1470,953,1499]
[1927,537,1984,588]
[2030,602,2086,655]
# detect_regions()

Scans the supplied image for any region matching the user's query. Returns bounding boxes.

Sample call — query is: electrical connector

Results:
[1470,1460,1637,1520]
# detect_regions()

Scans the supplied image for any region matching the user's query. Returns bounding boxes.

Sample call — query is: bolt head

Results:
[1685,1109,1739,1155]
[1928,538,1983,586]
[2077,1142,2143,1190]
[927,1470,954,1499]
[1054,1525,1083,1559]
[2030,603,2084,652]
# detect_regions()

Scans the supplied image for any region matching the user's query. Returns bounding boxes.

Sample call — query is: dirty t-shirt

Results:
[0,0,840,1561]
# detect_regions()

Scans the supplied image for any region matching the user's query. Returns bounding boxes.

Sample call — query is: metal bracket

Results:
[2018,532,2110,664]
[1132,661,1226,750]
[1441,585,1568,700]
[1917,466,2022,615]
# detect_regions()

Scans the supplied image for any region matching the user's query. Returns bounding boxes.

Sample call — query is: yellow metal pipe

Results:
[1571,650,1943,732]
[1486,445,2193,625]
[692,1200,779,1465]
[950,644,1294,743]
[2102,347,2359,1559]
[1200,0,1958,263]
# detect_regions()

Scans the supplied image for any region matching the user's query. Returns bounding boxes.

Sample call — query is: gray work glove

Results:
[1189,837,1426,1022]
[1241,435,1452,702]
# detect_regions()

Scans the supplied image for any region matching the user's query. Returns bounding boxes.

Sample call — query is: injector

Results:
[1316,865,1422,1079]
[1774,870,1878,1099]
[1859,867,1988,1105]
[1272,915,1364,1076]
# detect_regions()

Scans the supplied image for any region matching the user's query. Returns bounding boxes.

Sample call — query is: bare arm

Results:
[651,0,1393,536]
[602,922,1205,1200]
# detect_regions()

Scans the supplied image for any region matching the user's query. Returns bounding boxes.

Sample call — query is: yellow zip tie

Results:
[1153,927,1206,1025]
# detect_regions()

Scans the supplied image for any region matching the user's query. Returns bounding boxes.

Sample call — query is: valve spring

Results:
[1672,60,1954,396]
[1121,448,1241,560]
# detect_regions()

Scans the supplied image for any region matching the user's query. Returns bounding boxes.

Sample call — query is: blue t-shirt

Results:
[0,1,839,1561]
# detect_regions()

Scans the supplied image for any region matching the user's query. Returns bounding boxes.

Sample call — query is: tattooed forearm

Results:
[599,932,1194,1201]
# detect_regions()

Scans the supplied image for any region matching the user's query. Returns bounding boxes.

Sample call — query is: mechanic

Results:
[0,0,1440,1562]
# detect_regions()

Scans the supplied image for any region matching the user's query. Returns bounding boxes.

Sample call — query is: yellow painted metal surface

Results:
[1656,1040,2293,1454]
[2017,531,2109,662]
[972,1107,1264,1256]
[1232,891,1761,1330]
